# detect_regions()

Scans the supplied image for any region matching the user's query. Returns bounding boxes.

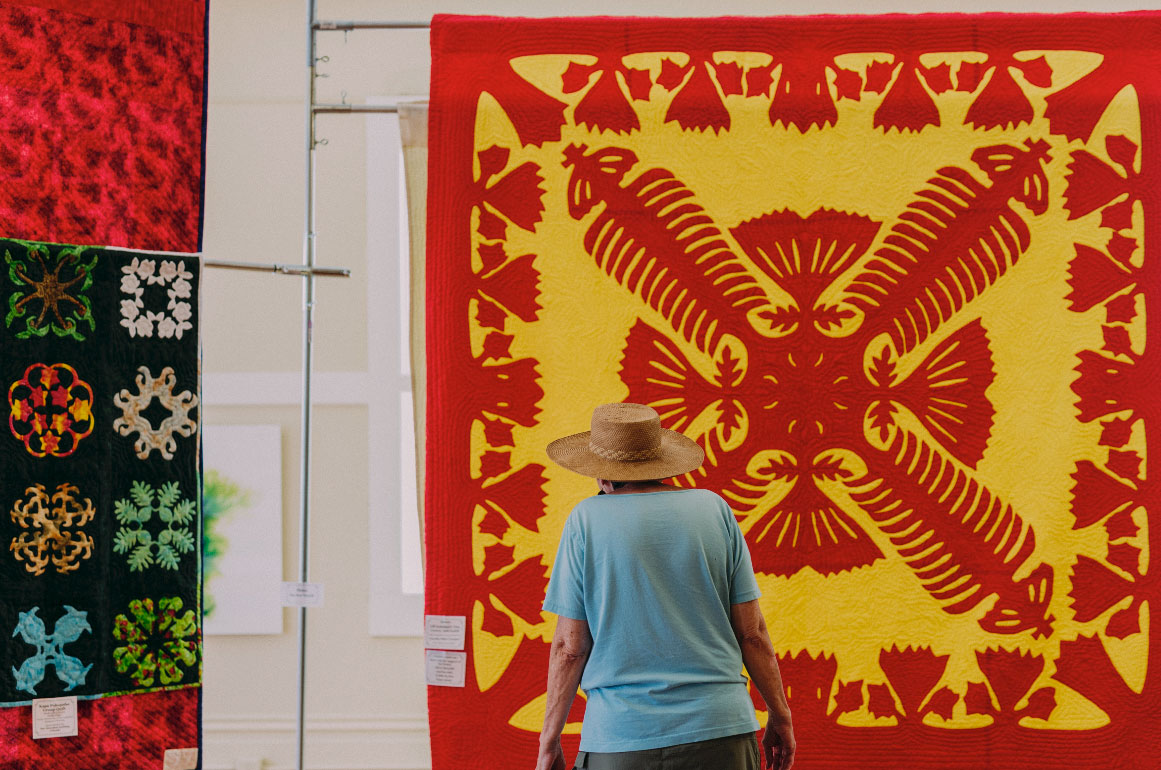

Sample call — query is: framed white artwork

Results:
[202,423,284,635]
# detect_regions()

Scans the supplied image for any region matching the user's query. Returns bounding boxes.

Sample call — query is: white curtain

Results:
[398,101,428,568]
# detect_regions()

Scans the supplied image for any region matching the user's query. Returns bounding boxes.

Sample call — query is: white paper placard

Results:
[425,650,467,687]
[281,581,325,607]
[424,614,466,650]
[163,748,200,770]
[32,696,77,740]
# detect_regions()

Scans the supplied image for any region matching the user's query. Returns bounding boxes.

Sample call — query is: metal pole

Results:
[296,0,318,768]
[204,259,350,277]
[313,103,403,114]
[289,13,426,770]
[314,19,431,30]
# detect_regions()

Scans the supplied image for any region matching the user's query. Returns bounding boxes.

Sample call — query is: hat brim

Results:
[545,428,705,481]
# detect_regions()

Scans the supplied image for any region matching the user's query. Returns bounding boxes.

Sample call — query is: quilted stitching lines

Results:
[112,366,198,460]
[113,481,196,571]
[9,483,95,576]
[10,606,92,696]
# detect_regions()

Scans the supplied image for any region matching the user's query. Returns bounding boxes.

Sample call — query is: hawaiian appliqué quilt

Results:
[425,13,1159,770]
[0,238,201,768]
[0,1,207,252]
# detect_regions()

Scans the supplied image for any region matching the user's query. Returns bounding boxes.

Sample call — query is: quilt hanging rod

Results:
[313,103,407,114]
[314,19,430,31]
[203,259,351,278]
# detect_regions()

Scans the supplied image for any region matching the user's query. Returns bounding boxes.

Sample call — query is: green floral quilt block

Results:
[4,241,98,341]
[112,597,199,687]
[112,481,197,571]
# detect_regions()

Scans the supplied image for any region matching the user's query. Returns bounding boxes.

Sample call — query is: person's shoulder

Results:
[679,488,736,521]
[681,487,723,499]
[559,496,600,539]
[679,487,729,507]
[569,494,606,518]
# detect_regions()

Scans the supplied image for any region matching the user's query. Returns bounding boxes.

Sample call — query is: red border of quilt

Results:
[0,688,200,767]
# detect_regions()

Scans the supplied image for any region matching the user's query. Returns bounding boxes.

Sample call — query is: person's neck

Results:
[607,480,673,495]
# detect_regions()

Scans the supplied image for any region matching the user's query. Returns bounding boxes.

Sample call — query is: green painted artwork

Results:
[201,469,250,618]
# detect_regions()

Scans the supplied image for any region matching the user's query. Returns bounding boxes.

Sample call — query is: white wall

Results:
[199,2,1157,769]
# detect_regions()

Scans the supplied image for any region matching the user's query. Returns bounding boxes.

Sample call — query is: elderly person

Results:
[536,403,794,770]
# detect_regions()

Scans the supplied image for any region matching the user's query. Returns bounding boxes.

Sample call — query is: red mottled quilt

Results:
[0,1,207,251]
[425,13,1159,770]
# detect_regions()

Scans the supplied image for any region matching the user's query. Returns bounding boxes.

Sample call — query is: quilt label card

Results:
[31,697,77,740]
[163,748,200,770]
[424,615,466,650]
[425,650,467,688]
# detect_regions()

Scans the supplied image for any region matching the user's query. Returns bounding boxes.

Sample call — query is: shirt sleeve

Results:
[724,497,762,605]
[543,508,587,620]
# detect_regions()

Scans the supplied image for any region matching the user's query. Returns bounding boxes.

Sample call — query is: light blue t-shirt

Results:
[542,488,762,752]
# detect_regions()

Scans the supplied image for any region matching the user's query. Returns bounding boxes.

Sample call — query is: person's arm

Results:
[731,599,795,770]
[536,615,593,770]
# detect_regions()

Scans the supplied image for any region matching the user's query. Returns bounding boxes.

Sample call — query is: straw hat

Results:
[545,403,705,481]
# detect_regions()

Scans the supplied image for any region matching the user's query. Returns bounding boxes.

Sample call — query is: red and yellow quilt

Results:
[426,13,1158,769]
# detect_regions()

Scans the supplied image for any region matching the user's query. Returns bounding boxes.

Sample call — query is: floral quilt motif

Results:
[119,257,195,339]
[7,362,94,457]
[113,481,197,571]
[565,140,1056,636]
[9,483,95,576]
[9,606,92,696]
[4,242,97,341]
[112,598,199,687]
[112,366,199,460]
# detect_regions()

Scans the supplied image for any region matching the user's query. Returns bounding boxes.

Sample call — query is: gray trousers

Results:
[573,732,759,770]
